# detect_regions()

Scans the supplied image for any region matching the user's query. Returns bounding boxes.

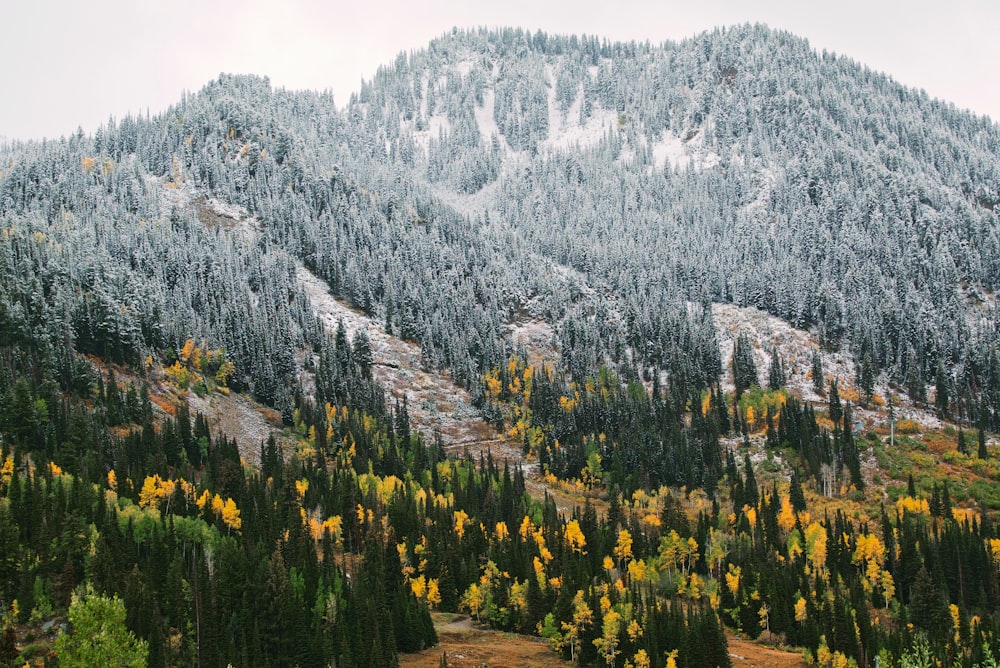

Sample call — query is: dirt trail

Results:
[400,614,569,668]
[726,633,808,668]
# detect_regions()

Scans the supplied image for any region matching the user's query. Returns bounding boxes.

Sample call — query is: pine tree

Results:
[767,347,786,391]
[732,332,758,399]
[811,350,824,396]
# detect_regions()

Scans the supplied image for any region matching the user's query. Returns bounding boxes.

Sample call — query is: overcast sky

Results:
[2,0,998,141]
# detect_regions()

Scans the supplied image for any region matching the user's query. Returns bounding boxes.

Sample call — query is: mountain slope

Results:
[4,25,1000,667]
[346,26,1000,424]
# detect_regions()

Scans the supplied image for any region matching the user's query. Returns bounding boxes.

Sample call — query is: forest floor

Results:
[397,614,808,668]
[399,613,569,668]
[726,633,808,668]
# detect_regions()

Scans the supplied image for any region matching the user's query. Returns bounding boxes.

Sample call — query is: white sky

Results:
[2,0,998,141]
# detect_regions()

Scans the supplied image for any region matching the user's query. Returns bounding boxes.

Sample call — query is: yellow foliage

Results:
[519,515,535,540]
[215,359,235,387]
[495,521,509,541]
[454,509,469,540]
[180,339,196,364]
[627,559,646,583]
[896,495,930,515]
[81,156,95,173]
[484,369,502,399]
[805,522,828,572]
[725,565,741,595]
[164,360,192,387]
[778,495,796,532]
[564,519,587,553]
[627,618,642,641]
[614,529,634,565]
[461,583,485,619]
[795,597,808,622]
[221,498,241,531]
[953,507,980,524]
[426,578,441,608]
[322,516,342,545]
[410,575,426,599]
[0,456,14,489]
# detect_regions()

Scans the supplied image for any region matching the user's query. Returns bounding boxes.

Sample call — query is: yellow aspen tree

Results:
[795,597,808,622]
[565,519,587,554]
[461,583,484,621]
[454,509,469,539]
[594,609,622,667]
[139,475,160,509]
[561,589,593,665]
[614,529,633,569]
[426,578,441,608]
[725,565,742,595]
[410,575,427,600]
[491,521,508,542]
[221,498,242,532]
[804,521,828,573]
[778,495,797,532]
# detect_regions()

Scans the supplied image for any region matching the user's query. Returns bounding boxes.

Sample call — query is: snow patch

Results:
[541,104,618,153]
[474,88,502,146]
[295,263,493,445]
[712,302,944,432]
[650,128,721,172]
[536,64,619,154]
[408,113,452,157]
[509,320,558,367]
[742,166,779,214]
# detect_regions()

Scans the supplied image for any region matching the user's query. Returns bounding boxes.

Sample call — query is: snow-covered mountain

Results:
[1,24,999,425]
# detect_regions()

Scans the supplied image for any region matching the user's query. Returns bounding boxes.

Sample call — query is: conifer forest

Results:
[2,25,1000,668]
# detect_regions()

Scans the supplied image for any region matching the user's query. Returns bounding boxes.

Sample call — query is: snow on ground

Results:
[295,262,496,447]
[651,130,690,171]
[453,58,474,77]
[409,113,452,157]
[712,302,943,431]
[509,320,558,367]
[649,127,721,172]
[541,100,617,154]
[742,166,779,214]
[536,62,620,154]
[187,390,289,465]
[474,88,500,145]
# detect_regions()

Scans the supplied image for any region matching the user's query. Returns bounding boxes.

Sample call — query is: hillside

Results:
[1,24,1000,668]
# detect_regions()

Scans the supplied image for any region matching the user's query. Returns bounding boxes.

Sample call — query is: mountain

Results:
[1,24,1000,668]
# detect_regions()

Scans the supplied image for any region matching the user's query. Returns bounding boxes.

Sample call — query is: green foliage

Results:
[55,586,149,668]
